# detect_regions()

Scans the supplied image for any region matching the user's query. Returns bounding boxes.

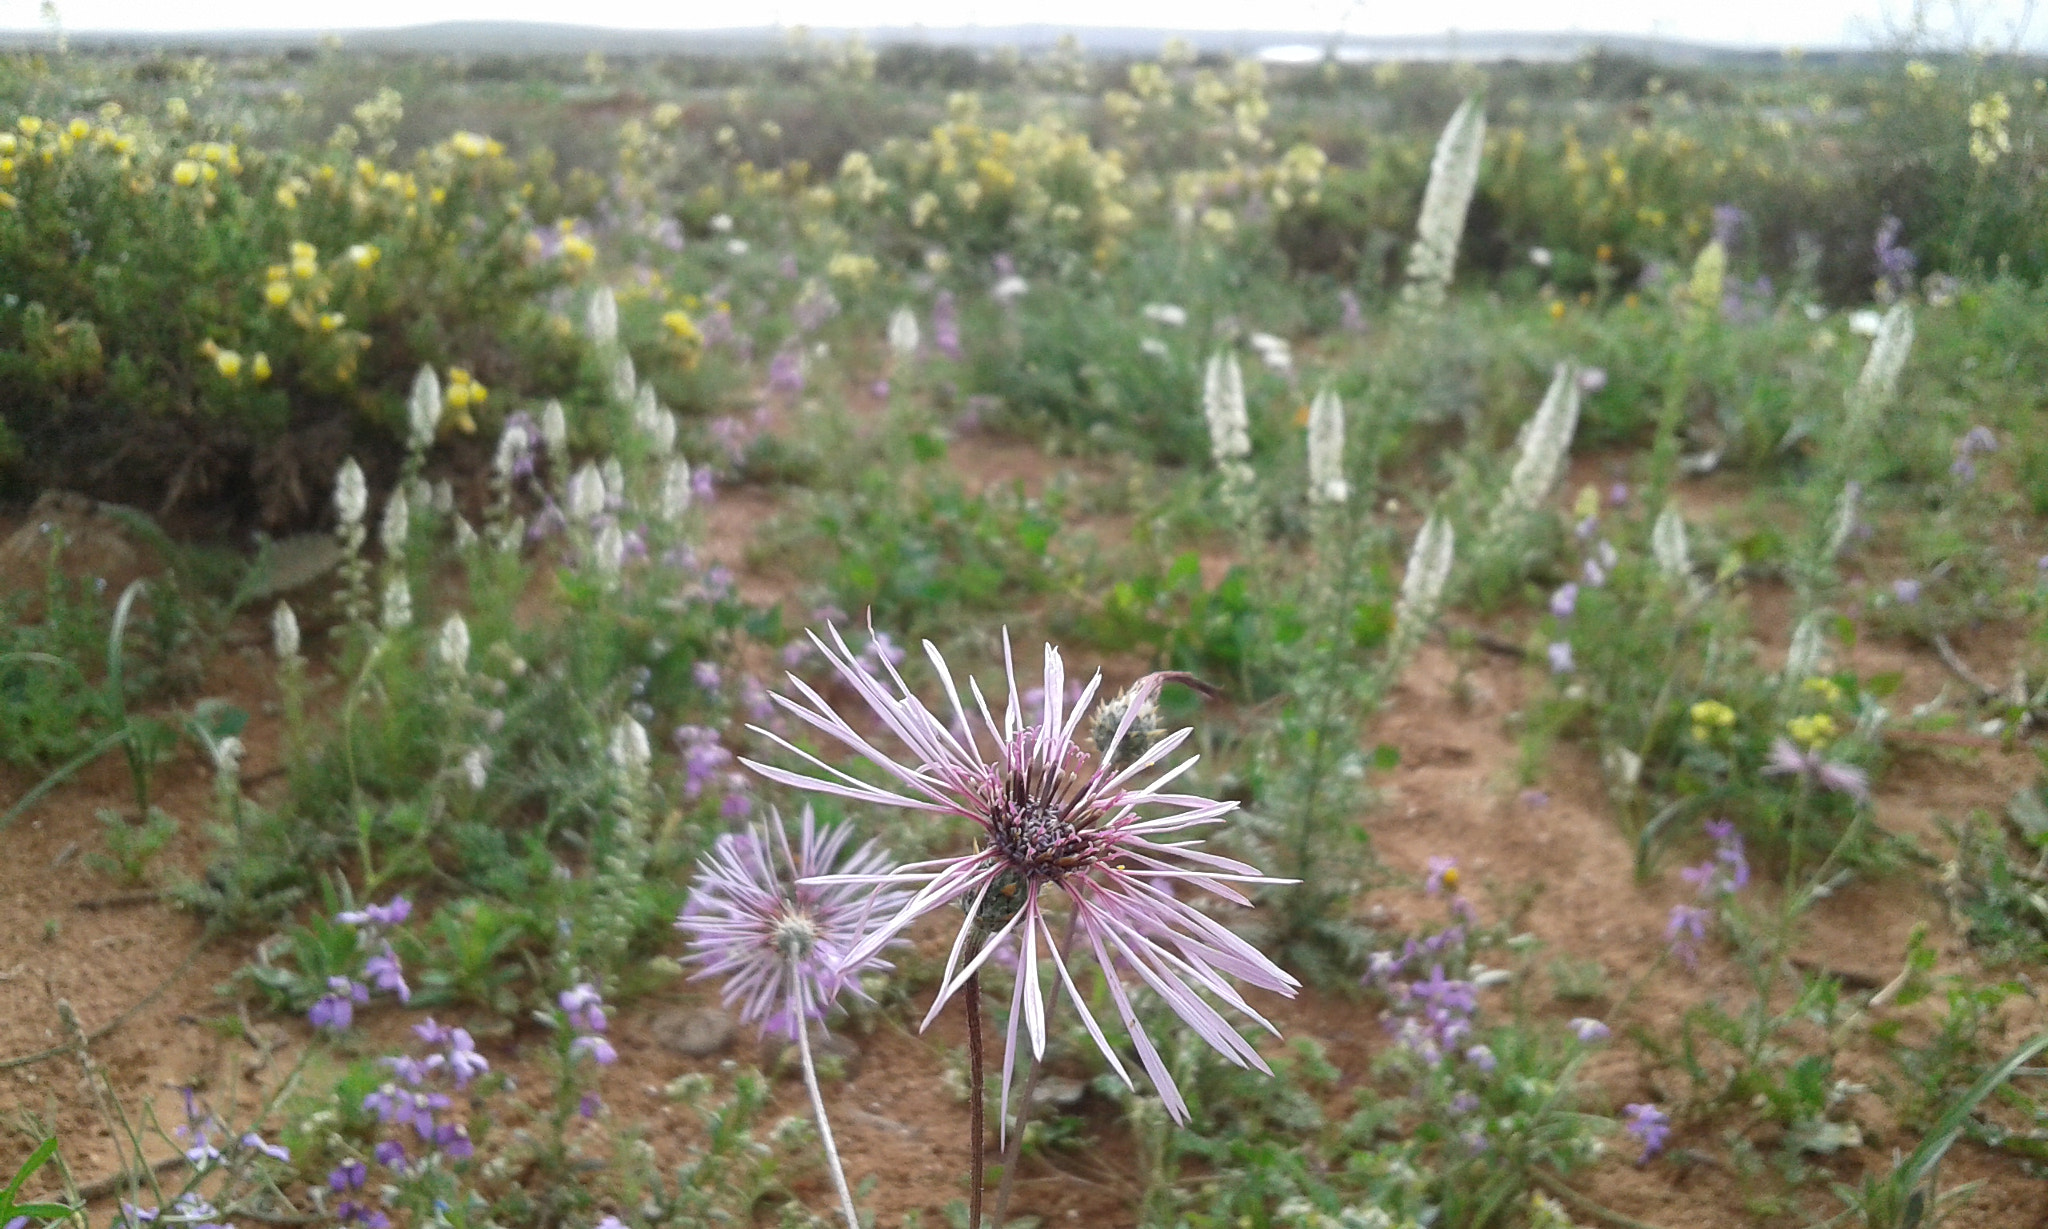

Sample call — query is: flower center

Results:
[986,735,1100,882]
[771,912,819,961]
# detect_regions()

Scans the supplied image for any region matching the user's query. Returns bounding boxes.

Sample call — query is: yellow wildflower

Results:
[1801,677,1844,706]
[215,350,244,379]
[251,353,272,382]
[67,118,89,140]
[1690,699,1737,742]
[450,130,489,158]
[1786,713,1838,751]
[264,281,292,307]
[662,309,700,342]
[1549,300,1567,320]
[18,116,41,135]
[290,241,318,279]
[319,311,346,332]
[347,243,381,269]
[0,190,15,210]
[561,233,597,265]
[172,160,201,187]
[276,184,299,209]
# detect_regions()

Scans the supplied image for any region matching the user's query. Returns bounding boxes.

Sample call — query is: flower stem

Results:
[966,970,986,1229]
[793,977,861,1229]
[989,913,1078,1228]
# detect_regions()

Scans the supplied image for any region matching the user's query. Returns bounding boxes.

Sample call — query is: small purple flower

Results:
[767,346,805,397]
[580,1092,604,1118]
[595,1218,628,1229]
[373,1139,408,1170]
[1624,1102,1671,1162]
[570,1034,616,1065]
[1424,856,1459,896]
[1449,1091,1480,1117]
[1581,556,1606,587]
[1578,367,1609,394]
[1666,904,1711,967]
[1550,583,1579,619]
[1875,216,1917,295]
[310,977,369,1031]
[559,983,607,1032]
[240,1131,290,1162]
[1960,426,1998,455]
[330,1160,368,1192]
[1607,482,1628,507]
[365,944,410,1004]
[1570,1017,1610,1044]
[1465,1044,1497,1073]
[1520,789,1550,810]
[338,897,412,928]
[1892,578,1921,605]
[1339,288,1365,334]
[443,1028,490,1088]
[932,290,962,358]
[1547,641,1574,675]
[1710,204,1746,248]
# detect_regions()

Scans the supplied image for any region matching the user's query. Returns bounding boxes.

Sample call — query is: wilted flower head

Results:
[592,523,625,578]
[335,458,368,527]
[568,463,606,522]
[609,717,651,773]
[380,577,412,631]
[661,458,694,523]
[743,627,1300,1123]
[1306,386,1348,504]
[1248,332,1292,374]
[493,421,532,481]
[407,365,442,449]
[1401,96,1486,311]
[541,399,569,457]
[679,807,910,1037]
[379,487,410,557]
[586,286,619,346]
[886,305,921,357]
[437,614,470,672]
[272,602,300,661]
[1202,350,1250,463]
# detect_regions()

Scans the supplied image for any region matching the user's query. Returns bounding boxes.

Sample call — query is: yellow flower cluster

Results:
[826,252,879,283]
[886,103,1134,256]
[444,367,487,432]
[1800,677,1844,707]
[201,338,270,383]
[662,309,704,370]
[1690,700,1737,742]
[1969,93,2012,166]
[1786,713,1838,751]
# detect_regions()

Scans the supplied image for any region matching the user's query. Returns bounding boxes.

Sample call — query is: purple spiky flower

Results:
[740,626,1300,1123]
[1763,737,1870,803]
[678,806,910,1039]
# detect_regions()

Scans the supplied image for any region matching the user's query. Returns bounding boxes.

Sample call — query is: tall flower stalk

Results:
[1400,97,1486,312]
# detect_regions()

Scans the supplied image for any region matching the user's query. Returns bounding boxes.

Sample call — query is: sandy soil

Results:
[4,436,2047,1226]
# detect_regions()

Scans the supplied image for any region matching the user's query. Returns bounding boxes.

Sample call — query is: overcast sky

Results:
[3,0,2041,49]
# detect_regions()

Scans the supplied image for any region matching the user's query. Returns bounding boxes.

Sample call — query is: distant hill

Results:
[1,20,1854,63]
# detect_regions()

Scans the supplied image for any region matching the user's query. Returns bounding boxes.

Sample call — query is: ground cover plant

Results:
[4,23,2048,1229]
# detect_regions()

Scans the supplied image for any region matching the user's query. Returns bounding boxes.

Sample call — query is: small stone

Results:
[1034,1076,1088,1111]
[653,1006,736,1057]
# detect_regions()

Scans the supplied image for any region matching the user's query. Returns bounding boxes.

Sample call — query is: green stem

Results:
[792,975,861,1229]
[966,973,986,1229]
